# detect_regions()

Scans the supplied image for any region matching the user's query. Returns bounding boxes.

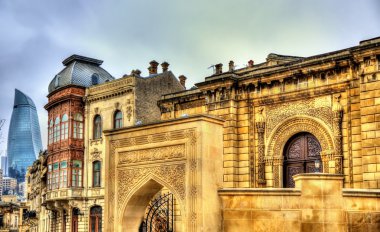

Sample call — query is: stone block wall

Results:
[359,56,380,188]
[219,173,380,232]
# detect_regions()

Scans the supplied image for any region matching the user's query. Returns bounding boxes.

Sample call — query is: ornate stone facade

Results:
[26,37,380,231]
[159,37,380,190]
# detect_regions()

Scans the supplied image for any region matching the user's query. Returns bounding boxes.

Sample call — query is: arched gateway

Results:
[265,116,336,187]
[104,116,224,232]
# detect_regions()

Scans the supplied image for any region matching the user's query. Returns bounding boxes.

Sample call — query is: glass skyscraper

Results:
[7,89,42,182]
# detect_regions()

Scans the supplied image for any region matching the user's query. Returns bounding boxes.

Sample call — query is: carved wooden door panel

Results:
[284,133,322,188]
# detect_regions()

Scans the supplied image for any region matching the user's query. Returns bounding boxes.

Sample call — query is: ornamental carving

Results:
[118,144,185,165]
[117,164,186,211]
[265,96,333,138]
[266,116,334,158]
[90,148,102,161]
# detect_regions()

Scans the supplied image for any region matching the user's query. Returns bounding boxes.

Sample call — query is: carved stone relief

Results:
[265,96,333,138]
[107,129,199,231]
[117,163,186,212]
[118,144,185,165]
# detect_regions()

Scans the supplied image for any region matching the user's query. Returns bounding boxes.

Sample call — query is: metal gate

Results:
[140,193,174,232]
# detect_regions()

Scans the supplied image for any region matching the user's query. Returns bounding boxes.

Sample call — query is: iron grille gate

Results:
[139,193,174,232]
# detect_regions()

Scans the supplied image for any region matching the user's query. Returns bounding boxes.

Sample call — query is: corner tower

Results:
[44,55,114,225]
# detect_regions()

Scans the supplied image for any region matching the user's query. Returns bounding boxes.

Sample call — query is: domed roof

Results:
[14,89,36,108]
[48,55,115,93]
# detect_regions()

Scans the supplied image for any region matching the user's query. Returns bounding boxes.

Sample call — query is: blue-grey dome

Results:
[48,54,115,93]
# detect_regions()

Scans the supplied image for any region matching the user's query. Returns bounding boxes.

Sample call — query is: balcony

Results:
[46,188,84,201]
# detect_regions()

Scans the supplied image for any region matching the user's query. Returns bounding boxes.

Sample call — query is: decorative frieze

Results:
[118,144,185,165]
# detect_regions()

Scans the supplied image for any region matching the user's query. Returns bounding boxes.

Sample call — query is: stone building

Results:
[26,151,48,232]
[27,36,380,231]
[2,177,16,195]
[41,55,184,232]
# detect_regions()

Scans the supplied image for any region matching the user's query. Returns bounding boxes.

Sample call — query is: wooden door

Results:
[283,133,322,187]
[72,212,78,232]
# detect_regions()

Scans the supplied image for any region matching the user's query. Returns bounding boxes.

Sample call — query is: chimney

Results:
[215,63,223,74]
[161,62,169,72]
[148,60,159,75]
[131,69,141,76]
[248,60,254,68]
[229,60,234,72]
[179,75,187,89]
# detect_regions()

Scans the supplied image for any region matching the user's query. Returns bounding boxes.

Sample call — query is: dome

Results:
[48,54,115,93]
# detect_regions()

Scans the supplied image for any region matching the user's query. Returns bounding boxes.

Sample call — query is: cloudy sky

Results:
[0,0,379,153]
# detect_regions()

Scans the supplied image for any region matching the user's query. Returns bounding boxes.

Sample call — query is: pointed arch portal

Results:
[104,116,224,232]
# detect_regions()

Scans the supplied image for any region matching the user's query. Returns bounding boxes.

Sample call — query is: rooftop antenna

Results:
[207,65,215,73]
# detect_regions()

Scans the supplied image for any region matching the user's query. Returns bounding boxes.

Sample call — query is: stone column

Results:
[256,107,266,186]
[273,156,283,187]
[332,94,343,174]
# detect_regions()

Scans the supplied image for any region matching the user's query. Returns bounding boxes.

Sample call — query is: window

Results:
[93,161,101,187]
[61,114,69,140]
[91,73,99,85]
[73,113,83,138]
[90,206,102,232]
[48,164,52,190]
[364,57,371,67]
[54,75,60,88]
[93,115,102,139]
[54,117,61,143]
[114,110,122,129]
[48,120,54,145]
[52,162,59,189]
[59,161,68,188]
[73,113,83,139]
[72,160,82,187]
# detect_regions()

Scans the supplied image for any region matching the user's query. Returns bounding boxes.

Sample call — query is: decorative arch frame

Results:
[118,174,185,231]
[266,115,335,158]
[265,115,336,187]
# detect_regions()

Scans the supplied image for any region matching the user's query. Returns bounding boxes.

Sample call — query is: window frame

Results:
[90,206,102,232]
[72,160,83,187]
[48,120,54,145]
[114,110,123,129]
[93,115,102,139]
[92,161,101,187]
[54,117,61,143]
[73,113,83,139]
[61,114,69,140]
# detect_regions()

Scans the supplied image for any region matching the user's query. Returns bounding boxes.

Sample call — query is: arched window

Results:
[61,114,69,140]
[48,120,54,145]
[54,117,61,143]
[90,206,102,232]
[92,161,101,187]
[73,113,83,139]
[114,110,122,129]
[93,115,102,139]
[91,73,99,85]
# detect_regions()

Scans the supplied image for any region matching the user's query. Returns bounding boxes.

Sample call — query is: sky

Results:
[0,0,379,154]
